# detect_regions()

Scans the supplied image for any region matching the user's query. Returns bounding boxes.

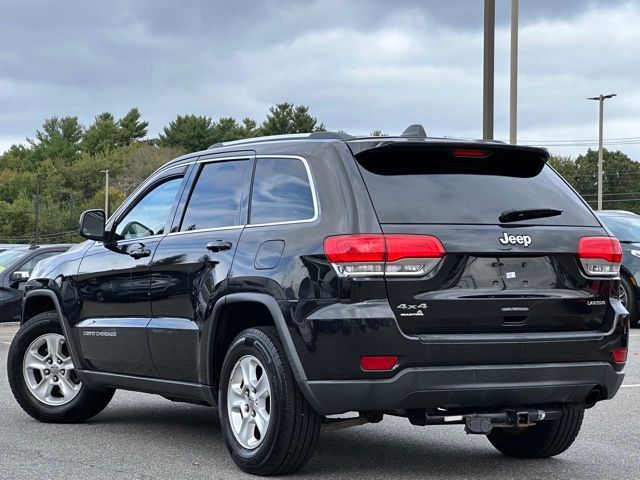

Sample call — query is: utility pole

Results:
[587,94,616,211]
[34,174,40,245]
[100,169,110,217]
[509,0,519,144]
[483,0,495,140]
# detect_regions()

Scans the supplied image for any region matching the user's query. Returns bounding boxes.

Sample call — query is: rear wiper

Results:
[499,208,563,223]
[619,240,635,244]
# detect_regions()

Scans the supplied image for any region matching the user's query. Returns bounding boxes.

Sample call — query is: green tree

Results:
[114,143,186,196]
[82,112,120,155]
[0,144,33,171]
[210,117,258,144]
[158,114,216,152]
[370,130,388,136]
[259,103,325,136]
[28,116,83,163]
[550,149,640,212]
[118,108,148,145]
[548,155,576,182]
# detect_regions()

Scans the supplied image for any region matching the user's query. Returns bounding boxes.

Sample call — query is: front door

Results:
[75,169,186,377]
[148,154,253,382]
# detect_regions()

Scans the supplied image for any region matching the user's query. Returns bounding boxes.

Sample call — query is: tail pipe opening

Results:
[582,387,604,409]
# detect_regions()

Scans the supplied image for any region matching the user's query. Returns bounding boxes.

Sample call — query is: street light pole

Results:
[509,0,519,144]
[100,169,110,218]
[587,94,616,211]
[34,174,40,245]
[483,0,495,140]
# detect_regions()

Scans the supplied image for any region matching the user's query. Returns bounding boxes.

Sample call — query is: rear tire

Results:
[7,311,114,423]
[620,275,639,327]
[487,406,584,458]
[219,327,321,476]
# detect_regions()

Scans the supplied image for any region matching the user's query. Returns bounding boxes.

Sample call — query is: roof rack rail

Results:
[208,131,353,149]
[308,131,354,140]
[401,124,427,138]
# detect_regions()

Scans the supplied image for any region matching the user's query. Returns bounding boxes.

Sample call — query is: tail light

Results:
[451,149,490,158]
[578,236,622,277]
[611,348,628,364]
[324,234,445,277]
[360,355,399,371]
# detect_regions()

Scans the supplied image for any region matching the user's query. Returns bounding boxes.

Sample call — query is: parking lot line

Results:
[622,384,640,388]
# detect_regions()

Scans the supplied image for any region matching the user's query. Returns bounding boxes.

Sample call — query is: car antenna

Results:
[400,124,427,138]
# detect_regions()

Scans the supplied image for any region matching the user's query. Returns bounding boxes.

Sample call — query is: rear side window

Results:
[355,146,599,226]
[250,157,315,224]
[180,160,249,231]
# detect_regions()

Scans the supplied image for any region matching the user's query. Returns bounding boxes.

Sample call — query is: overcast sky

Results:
[1,0,639,158]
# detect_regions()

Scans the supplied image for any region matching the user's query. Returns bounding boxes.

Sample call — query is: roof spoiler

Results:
[347,139,550,160]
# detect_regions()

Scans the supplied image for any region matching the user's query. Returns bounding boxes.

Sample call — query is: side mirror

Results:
[79,209,106,241]
[10,271,29,282]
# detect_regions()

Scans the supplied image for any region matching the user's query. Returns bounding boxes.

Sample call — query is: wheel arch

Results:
[206,293,308,394]
[22,292,58,324]
[21,290,85,370]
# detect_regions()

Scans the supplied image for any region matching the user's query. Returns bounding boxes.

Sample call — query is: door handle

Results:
[206,240,233,252]
[128,244,151,259]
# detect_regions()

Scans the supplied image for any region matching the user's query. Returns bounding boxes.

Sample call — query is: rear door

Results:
[148,153,253,382]
[352,142,616,335]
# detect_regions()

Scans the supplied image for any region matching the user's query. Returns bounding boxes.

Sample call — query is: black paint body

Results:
[21,136,628,415]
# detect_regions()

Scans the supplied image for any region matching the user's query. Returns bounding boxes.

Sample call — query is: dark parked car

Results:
[596,210,640,326]
[7,128,628,475]
[0,245,71,322]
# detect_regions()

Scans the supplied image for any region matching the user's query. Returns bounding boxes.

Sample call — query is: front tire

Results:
[7,311,114,423]
[487,406,584,458]
[219,327,321,476]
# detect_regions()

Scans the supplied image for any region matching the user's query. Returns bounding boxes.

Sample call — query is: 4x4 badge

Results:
[499,232,532,247]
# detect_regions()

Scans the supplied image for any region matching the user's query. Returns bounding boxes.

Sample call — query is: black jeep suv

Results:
[7,127,628,475]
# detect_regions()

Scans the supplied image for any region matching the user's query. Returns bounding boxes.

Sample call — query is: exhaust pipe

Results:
[582,387,603,409]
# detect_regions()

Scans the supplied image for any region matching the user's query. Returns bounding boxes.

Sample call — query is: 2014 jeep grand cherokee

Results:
[7,127,628,475]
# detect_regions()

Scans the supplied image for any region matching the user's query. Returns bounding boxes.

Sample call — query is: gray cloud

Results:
[1,0,638,158]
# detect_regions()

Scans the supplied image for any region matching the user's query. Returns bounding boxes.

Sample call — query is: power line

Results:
[520,136,640,144]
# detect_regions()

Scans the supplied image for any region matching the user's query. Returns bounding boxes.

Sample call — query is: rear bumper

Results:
[300,361,624,415]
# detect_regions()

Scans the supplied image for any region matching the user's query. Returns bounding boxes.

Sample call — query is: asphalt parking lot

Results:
[1,322,639,480]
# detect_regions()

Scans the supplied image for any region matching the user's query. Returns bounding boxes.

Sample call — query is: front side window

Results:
[250,157,315,224]
[180,160,249,232]
[115,177,182,240]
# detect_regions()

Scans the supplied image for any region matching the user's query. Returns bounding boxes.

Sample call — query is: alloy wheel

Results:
[620,282,629,307]
[22,333,82,406]
[227,355,272,449]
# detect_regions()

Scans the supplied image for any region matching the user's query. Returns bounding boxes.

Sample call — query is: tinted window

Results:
[355,146,598,226]
[250,158,315,224]
[598,215,640,242]
[18,251,62,274]
[180,160,249,231]
[115,177,182,240]
[0,250,28,272]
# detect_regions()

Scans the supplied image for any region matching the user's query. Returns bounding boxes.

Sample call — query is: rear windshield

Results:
[354,145,599,226]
